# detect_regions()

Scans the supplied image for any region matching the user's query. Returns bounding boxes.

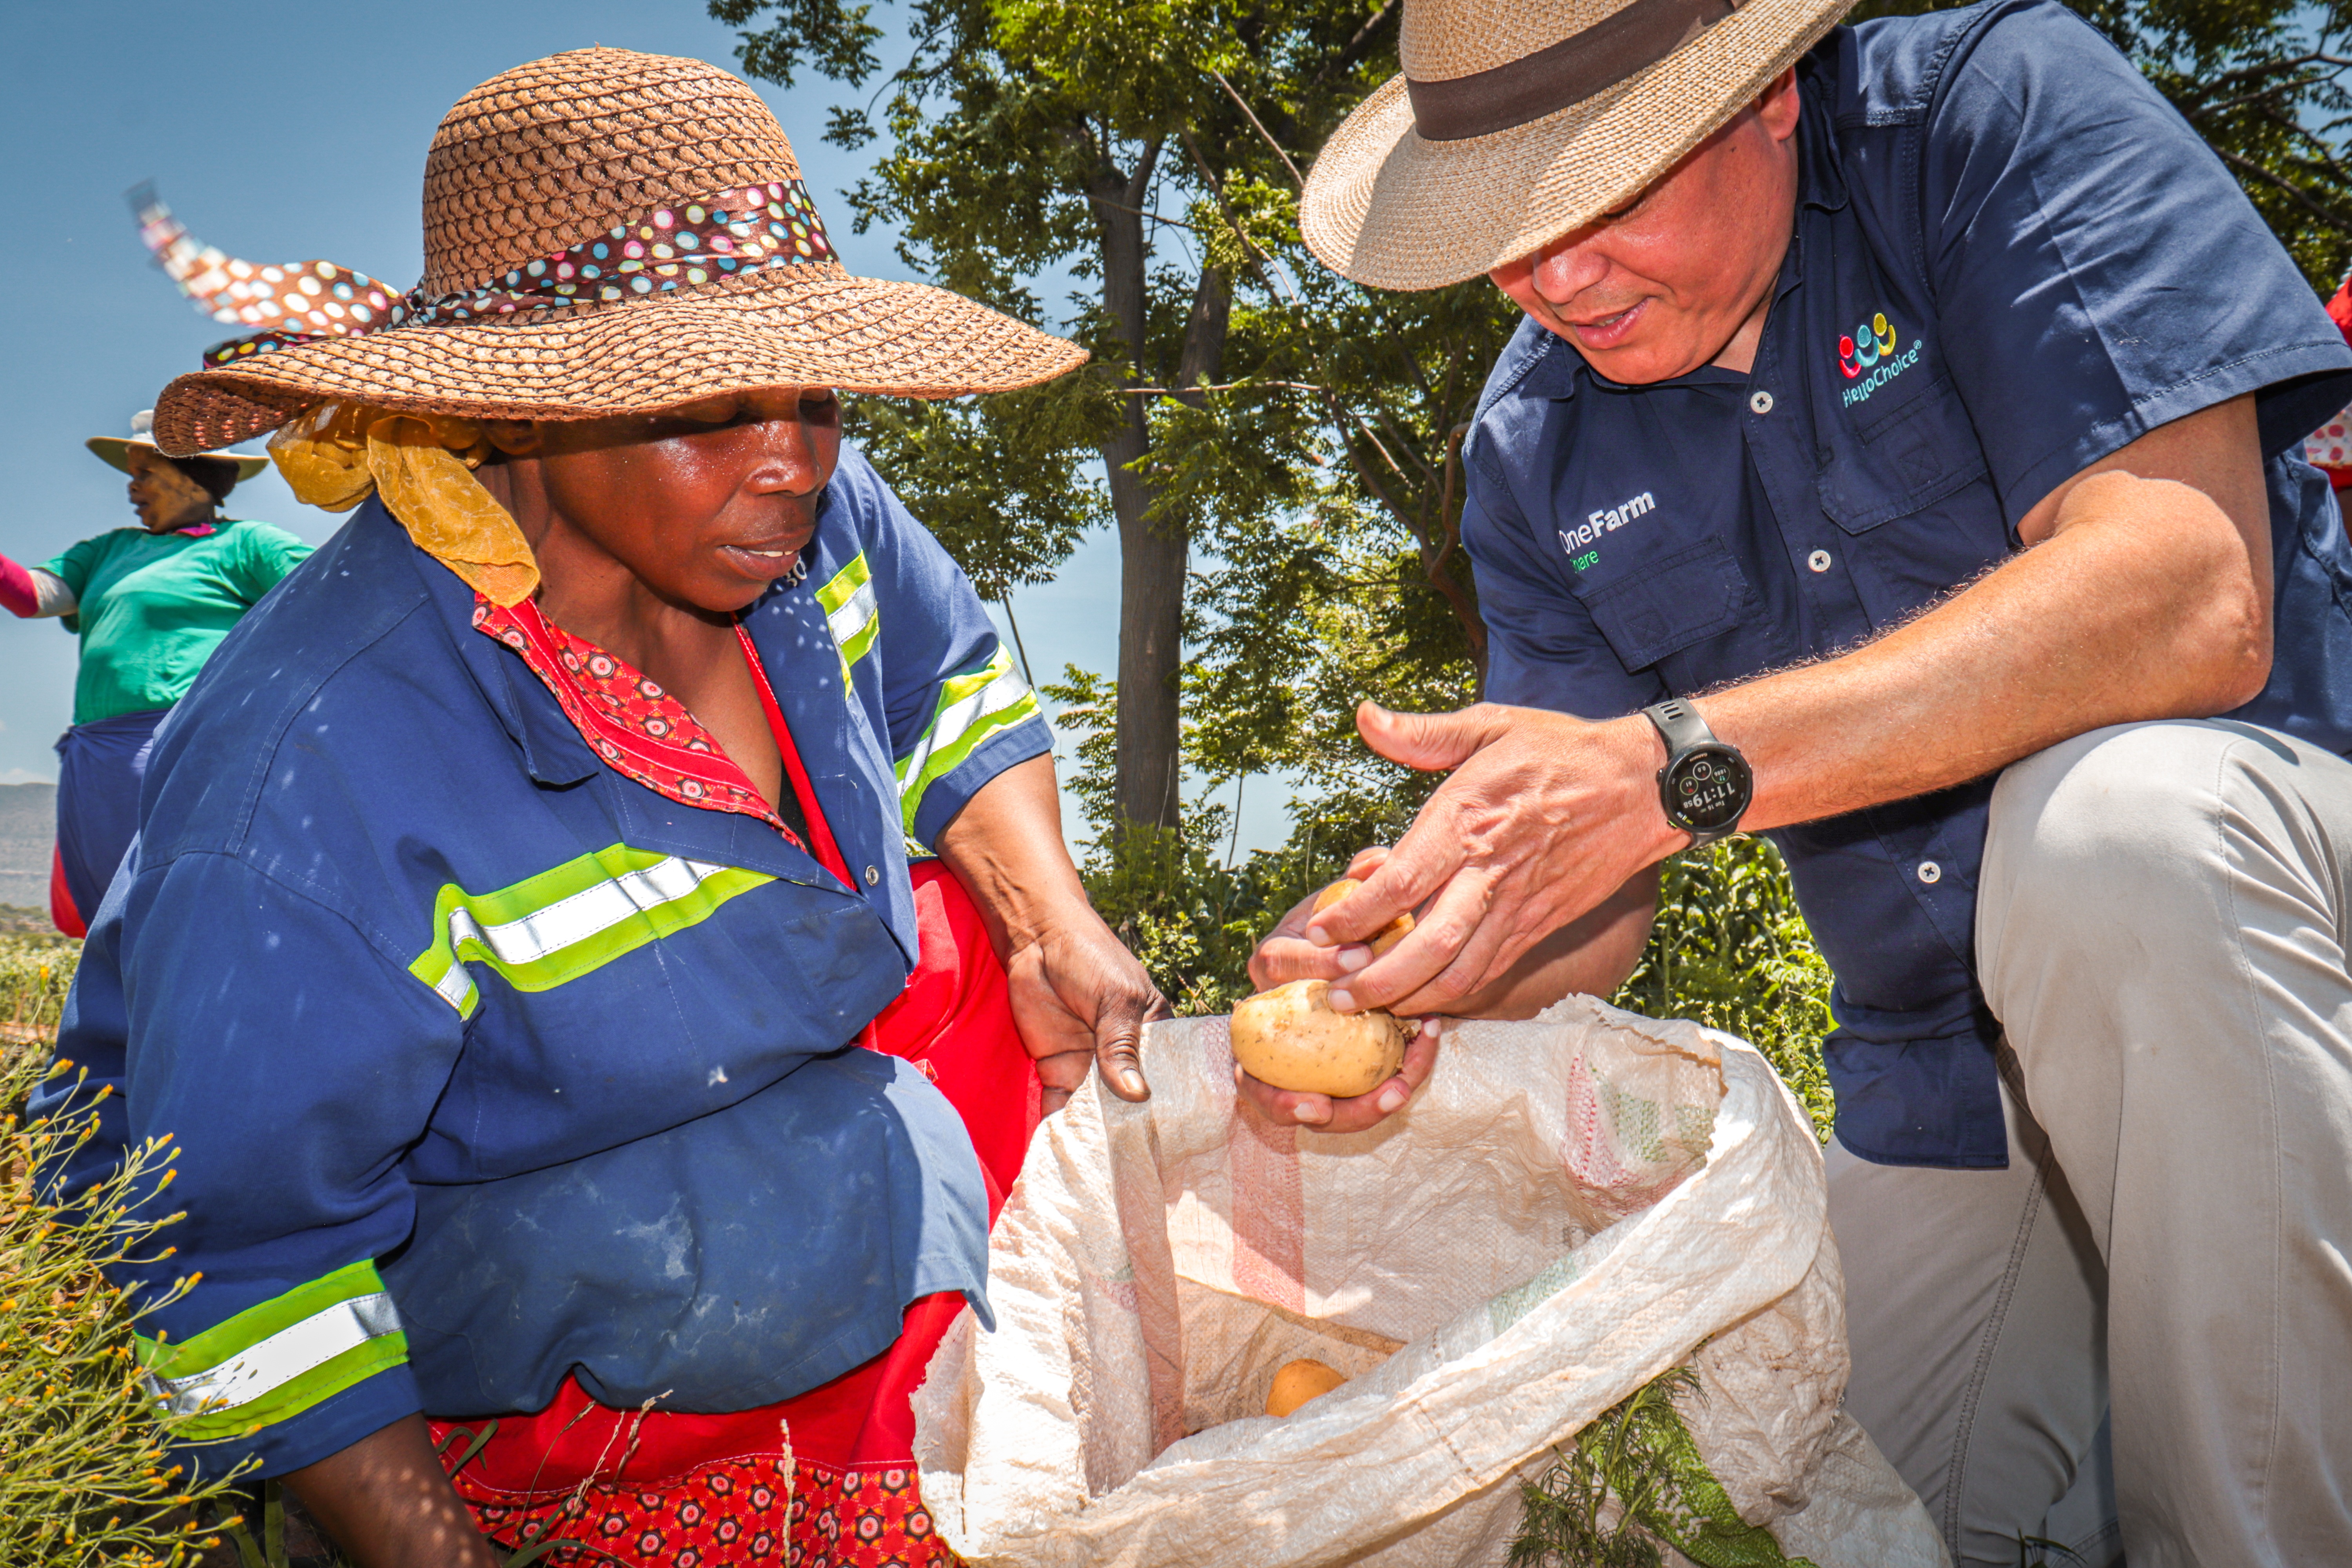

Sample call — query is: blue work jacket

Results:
[36,442,1051,1476]
[1463,0,2352,1168]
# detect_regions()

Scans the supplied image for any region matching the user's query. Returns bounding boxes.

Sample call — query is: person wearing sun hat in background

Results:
[34,47,1165,1568]
[1245,0,2352,1564]
[0,412,308,936]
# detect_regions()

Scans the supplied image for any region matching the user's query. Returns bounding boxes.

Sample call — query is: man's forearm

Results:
[1702,400,2271,832]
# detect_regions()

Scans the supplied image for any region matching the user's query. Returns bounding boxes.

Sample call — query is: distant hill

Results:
[0,783,55,911]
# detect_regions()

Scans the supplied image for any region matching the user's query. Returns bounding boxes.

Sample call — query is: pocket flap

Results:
[1580,539,1755,671]
[1816,372,1990,534]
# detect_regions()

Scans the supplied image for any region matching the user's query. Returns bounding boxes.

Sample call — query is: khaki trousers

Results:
[1828,720,2352,1568]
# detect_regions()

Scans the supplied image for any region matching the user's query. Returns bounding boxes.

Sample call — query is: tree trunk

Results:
[1107,267,1232,831]
[1108,437,1187,832]
[1090,144,1232,838]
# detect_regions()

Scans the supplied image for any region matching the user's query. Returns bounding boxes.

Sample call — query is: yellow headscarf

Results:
[268,404,540,605]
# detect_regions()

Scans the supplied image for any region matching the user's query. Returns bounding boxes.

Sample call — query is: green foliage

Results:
[0,935,252,1567]
[2,929,77,1040]
[717,0,1514,830]
[1851,0,2352,287]
[1619,839,1835,1144]
[709,0,885,90]
[1042,662,1436,1014]
[840,375,1118,603]
[1510,1367,1820,1568]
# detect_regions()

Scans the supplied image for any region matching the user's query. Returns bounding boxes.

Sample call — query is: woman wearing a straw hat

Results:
[1254,0,2352,1563]
[38,47,1161,1568]
[0,412,307,934]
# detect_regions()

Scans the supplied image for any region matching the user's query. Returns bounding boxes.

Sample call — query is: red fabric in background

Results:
[49,845,85,938]
[2309,275,2352,492]
[0,552,38,619]
[433,860,1040,1565]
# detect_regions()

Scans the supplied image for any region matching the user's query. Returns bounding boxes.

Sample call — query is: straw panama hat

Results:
[88,409,267,481]
[151,48,1086,456]
[1301,0,1857,291]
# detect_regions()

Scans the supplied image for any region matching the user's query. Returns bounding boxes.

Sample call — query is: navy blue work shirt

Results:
[1462,0,2352,1168]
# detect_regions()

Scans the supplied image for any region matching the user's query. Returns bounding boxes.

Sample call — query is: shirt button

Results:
[1807,549,1833,573]
[864,865,881,886]
[1917,860,1942,884]
[1749,389,1775,415]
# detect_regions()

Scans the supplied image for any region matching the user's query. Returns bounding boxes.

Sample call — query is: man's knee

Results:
[1993,720,2242,877]
[1979,721,2279,985]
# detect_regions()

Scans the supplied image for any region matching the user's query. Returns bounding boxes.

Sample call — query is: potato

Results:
[1265,1357,1349,1417]
[1230,979,1406,1098]
[1312,878,1414,956]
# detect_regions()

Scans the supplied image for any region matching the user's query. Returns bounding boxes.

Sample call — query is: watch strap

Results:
[1643,697,1715,756]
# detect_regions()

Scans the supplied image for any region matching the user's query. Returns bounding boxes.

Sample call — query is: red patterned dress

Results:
[429,598,1039,1567]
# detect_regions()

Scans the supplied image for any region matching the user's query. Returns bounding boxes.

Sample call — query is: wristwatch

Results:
[1642,698,1753,848]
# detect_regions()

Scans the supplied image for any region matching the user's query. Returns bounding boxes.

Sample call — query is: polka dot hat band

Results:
[134,181,839,371]
[144,49,1085,456]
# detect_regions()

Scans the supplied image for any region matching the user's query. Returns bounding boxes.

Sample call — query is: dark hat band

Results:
[1406,0,1749,142]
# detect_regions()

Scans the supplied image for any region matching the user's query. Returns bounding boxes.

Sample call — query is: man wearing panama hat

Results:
[1,410,305,935]
[38,47,1165,1568]
[1252,0,2352,1563]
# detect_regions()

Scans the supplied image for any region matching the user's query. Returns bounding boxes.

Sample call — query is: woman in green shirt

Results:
[0,411,311,931]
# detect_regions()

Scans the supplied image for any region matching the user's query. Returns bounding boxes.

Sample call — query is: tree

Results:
[713,0,1514,839]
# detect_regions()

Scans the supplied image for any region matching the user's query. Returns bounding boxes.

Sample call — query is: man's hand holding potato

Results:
[1244,846,1447,1132]
[1240,704,1669,1131]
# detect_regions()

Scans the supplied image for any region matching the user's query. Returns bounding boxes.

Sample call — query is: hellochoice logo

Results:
[1838,311,1920,407]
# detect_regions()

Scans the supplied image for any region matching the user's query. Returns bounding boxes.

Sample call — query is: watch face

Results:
[1666,744,1750,833]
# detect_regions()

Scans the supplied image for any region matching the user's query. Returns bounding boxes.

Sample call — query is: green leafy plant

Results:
[2,926,77,1044]
[1510,1367,1820,1568]
[0,933,252,1567]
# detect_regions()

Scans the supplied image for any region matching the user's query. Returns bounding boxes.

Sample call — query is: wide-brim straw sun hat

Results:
[150,48,1086,456]
[88,409,267,480]
[1301,0,1856,292]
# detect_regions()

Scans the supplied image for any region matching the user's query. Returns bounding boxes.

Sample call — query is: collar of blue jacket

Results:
[38,444,1052,1477]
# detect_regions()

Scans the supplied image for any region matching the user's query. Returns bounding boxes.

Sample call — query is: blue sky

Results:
[0,0,1287,855]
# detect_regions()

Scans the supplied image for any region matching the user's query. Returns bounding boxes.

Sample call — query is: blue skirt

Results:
[53,708,169,925]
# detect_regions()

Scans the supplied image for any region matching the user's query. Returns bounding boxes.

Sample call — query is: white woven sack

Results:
[913,995,1947,1568]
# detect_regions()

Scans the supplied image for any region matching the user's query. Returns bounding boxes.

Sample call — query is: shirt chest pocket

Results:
[1578,538,1759,673]
[1815,371,1991,534]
